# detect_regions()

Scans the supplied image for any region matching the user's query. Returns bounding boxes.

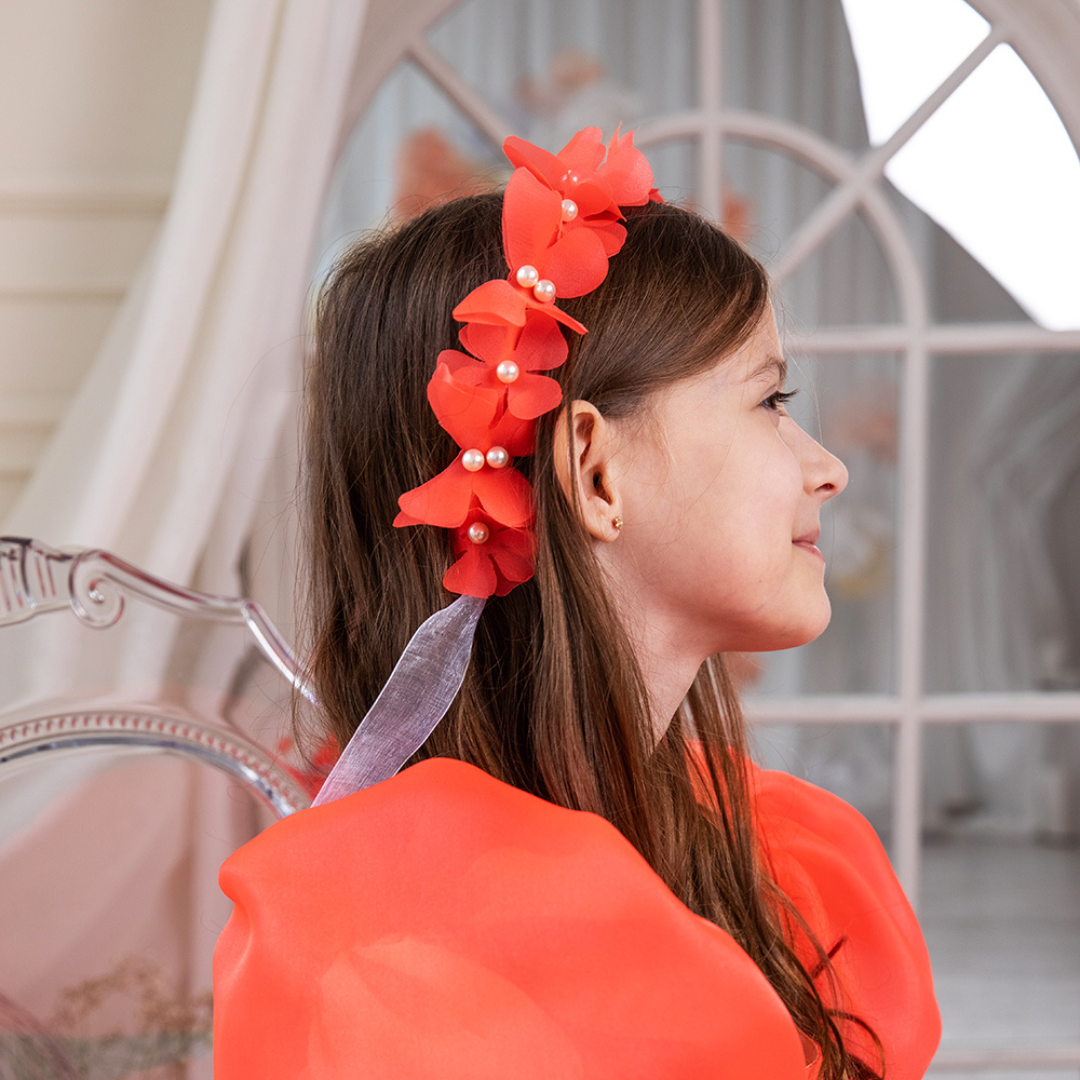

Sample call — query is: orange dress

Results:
[214,758,939,1079]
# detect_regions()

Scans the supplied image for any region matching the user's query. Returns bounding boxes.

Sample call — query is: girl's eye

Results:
[762,388,798,412]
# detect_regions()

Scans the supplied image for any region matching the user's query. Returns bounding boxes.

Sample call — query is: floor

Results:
[921,837,1080,1078]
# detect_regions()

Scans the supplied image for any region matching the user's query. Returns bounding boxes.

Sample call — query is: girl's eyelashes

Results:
[761,388,798,412]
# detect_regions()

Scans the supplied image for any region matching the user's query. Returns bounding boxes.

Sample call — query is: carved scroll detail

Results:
[0,536,313,702]
[0,538,75,627]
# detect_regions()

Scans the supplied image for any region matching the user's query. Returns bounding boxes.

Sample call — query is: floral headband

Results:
[393,127,662,598]
[313,128,661,806]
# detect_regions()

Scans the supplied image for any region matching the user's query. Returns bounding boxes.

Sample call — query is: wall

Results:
[0,0,212,524]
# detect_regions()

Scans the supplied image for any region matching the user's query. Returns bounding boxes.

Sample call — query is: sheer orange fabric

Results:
[214,758,939,1078]
[751,767,940,1079]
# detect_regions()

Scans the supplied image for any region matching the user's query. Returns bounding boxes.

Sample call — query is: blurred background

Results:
[0,0,1078,1076]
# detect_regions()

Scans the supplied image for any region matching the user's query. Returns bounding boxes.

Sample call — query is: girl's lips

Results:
[793,539,824,560]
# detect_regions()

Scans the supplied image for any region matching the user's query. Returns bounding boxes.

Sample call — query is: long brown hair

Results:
[304,194,880,1079]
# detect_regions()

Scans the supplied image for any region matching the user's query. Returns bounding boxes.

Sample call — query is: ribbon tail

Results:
[311,595,486,805]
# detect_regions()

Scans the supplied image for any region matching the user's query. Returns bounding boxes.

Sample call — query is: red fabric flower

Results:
[444,511,537,598]
[426,355,534,456]
[394,358,535,530]
[504,125,662,218]
[456,312,567,420]
[501,169,615,298]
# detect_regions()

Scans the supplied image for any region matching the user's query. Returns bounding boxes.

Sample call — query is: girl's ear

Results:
[552,401,625,543]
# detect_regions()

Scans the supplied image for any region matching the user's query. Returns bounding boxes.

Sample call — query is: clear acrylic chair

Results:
[0,536,315,1079]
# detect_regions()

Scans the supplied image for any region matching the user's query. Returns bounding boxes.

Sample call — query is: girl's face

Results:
[608,307,848,660]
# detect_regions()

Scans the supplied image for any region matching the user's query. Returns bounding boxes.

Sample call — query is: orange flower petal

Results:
[503,169,562,274]
[472,466,534,528]
[586,217,628,256]
[599,128,658,206]
[437,349,489,387]
[557,127,606,172]
[392,508,425,527]
[541,226,610,298]
[428,360,502,449]
[460,310,568,372]
[454,280,529,327]
[491,532,537,583]
[455,280,587,335]
[507,374,563,420]
[566,176,618,218]
[443,544,497,598]
[515,311,569,369]
[446,515,538,597]
[503,136,566,187]
[489,407,536,457]
[396,459,476,528]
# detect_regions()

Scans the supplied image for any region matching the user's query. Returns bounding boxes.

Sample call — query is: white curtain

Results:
[0,1,370,1072]
[4,0,366,597]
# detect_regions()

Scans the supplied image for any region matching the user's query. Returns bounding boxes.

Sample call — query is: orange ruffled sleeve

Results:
[214,758,809,1080]
[748,762,941,1079]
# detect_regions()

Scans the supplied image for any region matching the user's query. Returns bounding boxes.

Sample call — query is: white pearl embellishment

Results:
[533,279,556,303]
[461,448,485,472]
[496,360,519,383]
[561,198,578,221]
[516,265,540,289]
[468,522,490,544]
[486,446,509,469]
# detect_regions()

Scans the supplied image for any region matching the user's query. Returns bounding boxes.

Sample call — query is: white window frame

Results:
[358,1,1080,1068]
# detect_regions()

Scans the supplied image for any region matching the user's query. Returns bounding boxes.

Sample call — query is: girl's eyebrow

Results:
[746,356,788,384]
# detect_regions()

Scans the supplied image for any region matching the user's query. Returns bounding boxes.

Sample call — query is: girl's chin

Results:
[722,598,833,654]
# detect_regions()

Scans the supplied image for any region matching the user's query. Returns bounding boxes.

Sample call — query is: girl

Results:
[214,129,939,1079]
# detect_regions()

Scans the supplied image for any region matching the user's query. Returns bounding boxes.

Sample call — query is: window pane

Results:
[885,46,1080,331]
[775,204,899,327]
[723,0,869,154]
[750,352,900,695]
[427,0,699,144]
[922,722,1080,1060]
[926,353,1080,693]
[887,179,1033,326]
[751,721,894,842]
[840,0,988,146]
[639,137,698,206]
[319,58,504,269]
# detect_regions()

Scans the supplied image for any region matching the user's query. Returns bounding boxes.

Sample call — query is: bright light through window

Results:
[840,0,989,146]
[841,0,1080,331]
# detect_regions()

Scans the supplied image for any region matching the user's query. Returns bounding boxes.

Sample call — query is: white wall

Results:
[0,0,212,523]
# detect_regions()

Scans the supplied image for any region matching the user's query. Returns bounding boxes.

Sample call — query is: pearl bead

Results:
[486,446,509,469]
[467,522,490,544]
[496,360,519,383]
[561,198,578,221]
[515,265,540,289]
[461,448,485,472]
[533,279,556,303]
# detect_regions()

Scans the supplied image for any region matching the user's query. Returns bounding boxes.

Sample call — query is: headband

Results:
[313,128,661,805]
[393,127,662,598]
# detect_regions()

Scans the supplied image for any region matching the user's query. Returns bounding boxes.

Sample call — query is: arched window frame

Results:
[342,3,1080,1068]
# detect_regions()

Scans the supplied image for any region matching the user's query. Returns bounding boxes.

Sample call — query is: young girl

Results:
[214,129,939,1079]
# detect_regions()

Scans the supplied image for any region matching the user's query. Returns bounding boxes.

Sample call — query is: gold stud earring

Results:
[613,516,624,532]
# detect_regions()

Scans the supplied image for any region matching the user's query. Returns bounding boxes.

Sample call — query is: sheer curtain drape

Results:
[0,2,369,1073]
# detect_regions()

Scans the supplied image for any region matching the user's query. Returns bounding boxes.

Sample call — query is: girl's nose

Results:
[812,440,848,500]
[788,420,849,499]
